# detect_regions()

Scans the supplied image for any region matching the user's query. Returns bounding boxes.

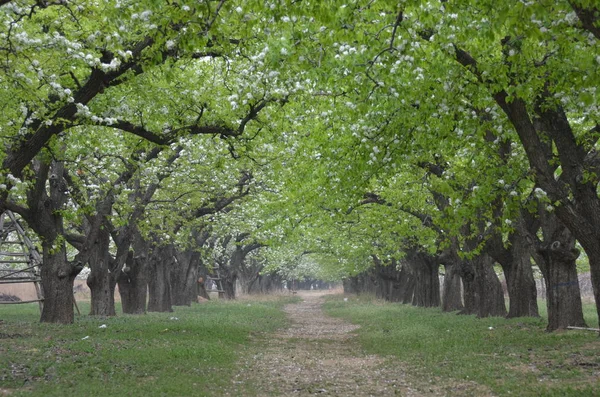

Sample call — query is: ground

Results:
[225,290,489,396]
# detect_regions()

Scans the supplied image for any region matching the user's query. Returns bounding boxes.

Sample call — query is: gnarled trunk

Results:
[457,260,478,315]
[535,221,587,331]
[441,263,464,312]
[221,276,236,299]
[375,259,412,303]
[24,161,81,324]
[147,245,173,312]
[39,244,78,323]
[503,221,538,318]
[118,251,148,314]
[557,210,600,330]
[170,249,199,306]
[473,254,506,318]
[410,252,440,308]
[86,227,117,316]
[485,217,538,318]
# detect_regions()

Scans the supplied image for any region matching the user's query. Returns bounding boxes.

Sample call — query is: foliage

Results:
[1,0,599,284]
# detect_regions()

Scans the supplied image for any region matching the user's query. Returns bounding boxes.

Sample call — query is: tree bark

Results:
[170,249,200,306]
[221,275,236,299]
[118,250,148,314]
[16,160,82,324]
[86,226,117,316]
[455,259,478,315]
[410,252,440,308]
[532,211,587,331]
[473,254,507,318]
[441,263,464,312]
[237,256,262,296]
[39,243,78,323]
[503,220,539,318]
[486,230,538,318]
[538,242,587,331]
[147,244,174,312]
[343,277,358,294]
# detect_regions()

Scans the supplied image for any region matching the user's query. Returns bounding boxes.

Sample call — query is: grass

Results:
[0,296,299,396]
[324,295,600,396]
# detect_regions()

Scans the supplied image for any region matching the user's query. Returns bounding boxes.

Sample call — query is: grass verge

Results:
[0,296,299,396]
[324,295,600,396]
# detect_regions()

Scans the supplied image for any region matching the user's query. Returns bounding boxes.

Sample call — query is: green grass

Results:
[324,295,600,396]
[0,297,299,396]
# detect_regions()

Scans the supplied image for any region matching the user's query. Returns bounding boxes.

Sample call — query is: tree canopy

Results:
[1,0,599,327]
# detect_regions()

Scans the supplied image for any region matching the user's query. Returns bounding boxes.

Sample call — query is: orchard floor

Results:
[224,290,490,396]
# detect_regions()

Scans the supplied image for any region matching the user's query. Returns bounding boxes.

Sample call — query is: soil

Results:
[225,290,490,396]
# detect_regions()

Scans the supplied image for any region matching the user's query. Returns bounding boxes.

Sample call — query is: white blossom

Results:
[534,187,547,199]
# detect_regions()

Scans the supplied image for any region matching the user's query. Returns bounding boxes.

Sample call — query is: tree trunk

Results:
[441,263,464,312]
[484,73,600,329]
[185,252,201,303]
[118,251,148,314]
[86,227,117,316]
[401,270,416,304]
[390,265,410,302]
[501,220,539,318]
[539,243,587,331]
[221,276,236,299]
[534,219,587,331]
[343,277,358,294]
[170,249,199,306]
[39,244,78,323]
[197,278,210,300]
[147,245,173,312]
[24,161,81,324]
[456,260,478,315]
[237,270,259,295]
[374,259,411,302]
[411,252,440,308]
[473,254,507,318]
[557,210,600,331]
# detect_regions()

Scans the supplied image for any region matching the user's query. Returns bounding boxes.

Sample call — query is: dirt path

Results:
[225,291,457,396]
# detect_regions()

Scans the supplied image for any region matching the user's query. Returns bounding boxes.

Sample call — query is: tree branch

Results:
[569,1,600,40]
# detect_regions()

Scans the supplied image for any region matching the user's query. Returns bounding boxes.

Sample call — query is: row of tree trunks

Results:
[454,42,600,329]
[347,238,589,331]
[345,250,506,318]
[249,273,285,294]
